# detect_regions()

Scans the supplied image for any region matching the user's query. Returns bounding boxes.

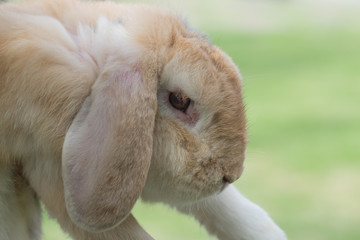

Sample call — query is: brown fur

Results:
[0,0,247,239]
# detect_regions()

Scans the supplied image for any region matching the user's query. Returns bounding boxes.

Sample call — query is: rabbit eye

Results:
[169,92,191,112]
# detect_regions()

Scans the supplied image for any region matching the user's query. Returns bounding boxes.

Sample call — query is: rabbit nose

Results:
[222,175,235,184]
[222,164,245,184]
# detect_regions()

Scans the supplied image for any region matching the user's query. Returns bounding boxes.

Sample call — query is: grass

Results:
[7,0,354,239]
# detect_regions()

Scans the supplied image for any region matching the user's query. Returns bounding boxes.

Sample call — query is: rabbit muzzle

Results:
[223,163,245,184]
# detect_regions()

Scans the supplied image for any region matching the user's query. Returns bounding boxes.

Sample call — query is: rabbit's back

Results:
[0,7,97,162]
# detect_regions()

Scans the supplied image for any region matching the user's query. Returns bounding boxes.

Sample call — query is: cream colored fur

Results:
[0,0,286,239]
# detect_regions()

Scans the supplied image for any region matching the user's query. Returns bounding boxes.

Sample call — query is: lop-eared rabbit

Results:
[0,0,287,239]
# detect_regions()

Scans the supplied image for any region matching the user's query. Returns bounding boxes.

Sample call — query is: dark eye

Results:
[169,92,191,112]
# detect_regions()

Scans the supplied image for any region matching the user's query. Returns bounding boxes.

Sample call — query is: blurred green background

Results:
[11,0,358,239]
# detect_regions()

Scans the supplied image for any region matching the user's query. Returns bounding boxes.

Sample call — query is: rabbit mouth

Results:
[219,182,230,193]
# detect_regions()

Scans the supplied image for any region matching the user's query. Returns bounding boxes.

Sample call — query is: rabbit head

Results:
[117,7,248,206]
[142,31,247,205]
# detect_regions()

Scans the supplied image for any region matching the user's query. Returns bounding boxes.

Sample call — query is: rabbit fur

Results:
[0,0,287,239]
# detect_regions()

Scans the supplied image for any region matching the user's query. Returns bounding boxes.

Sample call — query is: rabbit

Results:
[0,0,287,239]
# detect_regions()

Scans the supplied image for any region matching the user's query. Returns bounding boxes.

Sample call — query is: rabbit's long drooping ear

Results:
[62,19,157,232]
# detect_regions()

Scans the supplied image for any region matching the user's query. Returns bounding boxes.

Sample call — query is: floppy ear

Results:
[62,59,157,231]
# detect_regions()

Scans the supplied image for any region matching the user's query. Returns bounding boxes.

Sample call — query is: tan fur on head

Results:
[0,0,247,238]
[142,32,247,205]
